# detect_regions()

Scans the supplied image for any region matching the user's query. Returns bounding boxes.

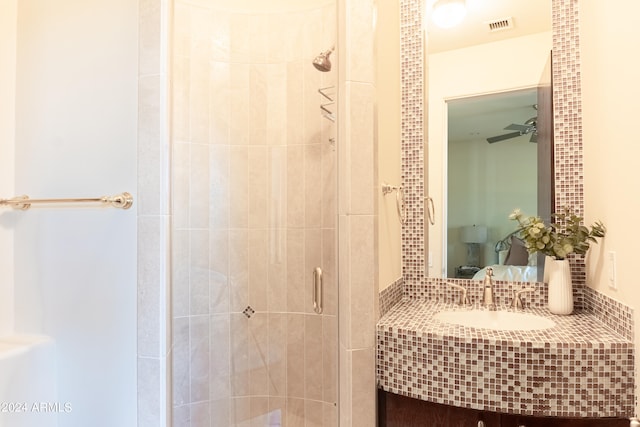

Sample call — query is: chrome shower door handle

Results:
[313,267,323,314]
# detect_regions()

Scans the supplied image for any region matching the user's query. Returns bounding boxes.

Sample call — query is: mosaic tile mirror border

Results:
[399,0,616,309]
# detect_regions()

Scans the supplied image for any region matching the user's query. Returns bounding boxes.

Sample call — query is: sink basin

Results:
[433,309,555,331]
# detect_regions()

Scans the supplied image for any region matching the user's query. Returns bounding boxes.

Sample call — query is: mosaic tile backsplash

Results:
[379,277,404,317]
[400,277,634,342]
[584,286,635,342]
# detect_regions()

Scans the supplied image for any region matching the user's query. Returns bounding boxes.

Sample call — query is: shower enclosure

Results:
[170,1,339,425]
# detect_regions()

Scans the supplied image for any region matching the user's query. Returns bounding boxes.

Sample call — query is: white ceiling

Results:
[447,88,538,144]
[428,0,551,144]
[212,0,334,13]
[426,0,551,54]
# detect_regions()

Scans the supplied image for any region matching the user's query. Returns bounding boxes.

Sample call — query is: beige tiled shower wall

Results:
[337,0,378,426]
[170,1,339,426]
[138,0,172,426]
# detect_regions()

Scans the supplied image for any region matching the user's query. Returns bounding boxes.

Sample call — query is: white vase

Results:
[544,256,573,315]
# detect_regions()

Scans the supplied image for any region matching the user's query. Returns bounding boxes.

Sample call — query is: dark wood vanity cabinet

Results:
[500,413,629,427]
[378,390,630,427]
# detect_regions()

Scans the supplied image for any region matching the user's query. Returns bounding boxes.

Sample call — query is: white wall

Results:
[581,0,640,302]
[0,0,17,337]
[377,0,402,290]
[428,31,552,277]
[447,137,537,271]
[580,2,640,413]
[12,1,138,425]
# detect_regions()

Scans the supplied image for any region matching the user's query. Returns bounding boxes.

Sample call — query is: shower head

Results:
[313,47,335,72]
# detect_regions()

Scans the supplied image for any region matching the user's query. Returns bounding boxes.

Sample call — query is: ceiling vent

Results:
[486,17,514,32]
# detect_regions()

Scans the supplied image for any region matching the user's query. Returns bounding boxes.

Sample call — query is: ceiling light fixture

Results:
[431,0,467,29]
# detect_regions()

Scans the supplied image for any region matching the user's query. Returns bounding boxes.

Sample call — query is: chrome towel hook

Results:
[381,182,406,225]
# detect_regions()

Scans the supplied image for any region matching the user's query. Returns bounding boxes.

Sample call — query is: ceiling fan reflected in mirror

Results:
[486,103,539,144]
[486,116,538,143]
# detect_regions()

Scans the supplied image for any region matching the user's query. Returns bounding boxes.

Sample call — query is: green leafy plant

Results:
[509,207,606,260]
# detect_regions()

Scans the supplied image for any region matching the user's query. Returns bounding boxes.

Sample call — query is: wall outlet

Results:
[608,251,617,290]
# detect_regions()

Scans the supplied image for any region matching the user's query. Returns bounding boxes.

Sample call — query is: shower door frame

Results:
[136,0,380,424]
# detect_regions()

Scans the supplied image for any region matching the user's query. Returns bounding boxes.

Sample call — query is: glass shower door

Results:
[170,1,338,425]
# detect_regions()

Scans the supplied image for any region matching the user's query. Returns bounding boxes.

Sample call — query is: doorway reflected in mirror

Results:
[447,88,539,280]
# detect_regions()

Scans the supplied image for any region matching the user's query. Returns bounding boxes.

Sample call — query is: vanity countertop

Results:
[378,298,630,345]
[376,298,634,418]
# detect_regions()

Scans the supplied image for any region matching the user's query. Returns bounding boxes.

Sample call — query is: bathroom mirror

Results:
[425,0,552,281]
[446,88,539,281]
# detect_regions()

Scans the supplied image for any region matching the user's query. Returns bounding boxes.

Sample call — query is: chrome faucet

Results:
[481,267,496,310]
[446,282,470,306]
